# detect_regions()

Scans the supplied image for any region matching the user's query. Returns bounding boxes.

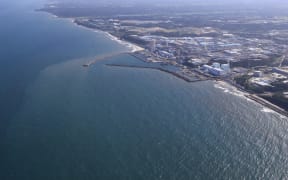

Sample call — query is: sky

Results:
[58,0,287,4]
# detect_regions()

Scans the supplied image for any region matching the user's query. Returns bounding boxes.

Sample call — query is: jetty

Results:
[82,52,128,67]
[105,64,210,83]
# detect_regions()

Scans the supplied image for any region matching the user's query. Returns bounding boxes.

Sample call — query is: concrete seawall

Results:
[222,79,288,117]
[246,94,288,117]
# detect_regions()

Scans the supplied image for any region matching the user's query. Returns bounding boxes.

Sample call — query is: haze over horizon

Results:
[52,0,288,5]
[45,0,288,12]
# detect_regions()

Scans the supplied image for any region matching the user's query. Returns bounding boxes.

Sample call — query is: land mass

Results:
[39,1,288,116]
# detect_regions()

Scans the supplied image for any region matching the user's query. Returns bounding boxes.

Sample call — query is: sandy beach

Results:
[102,31,144,52]
[214,80,250,100]
[47,13,143,53]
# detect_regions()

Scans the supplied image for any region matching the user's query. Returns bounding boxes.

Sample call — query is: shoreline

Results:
[102,31,144,53]
[215,80,288,118]
[44,10,288,118]
[72,19,144,53]
[46,12,144,53]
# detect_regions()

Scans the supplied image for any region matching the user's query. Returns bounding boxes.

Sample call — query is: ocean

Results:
[1,1,288,179]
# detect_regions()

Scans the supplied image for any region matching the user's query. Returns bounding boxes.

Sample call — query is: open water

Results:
[1,1,288,179]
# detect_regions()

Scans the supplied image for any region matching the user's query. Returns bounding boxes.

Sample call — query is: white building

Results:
[221,64,231,73]
[202,65,226,76]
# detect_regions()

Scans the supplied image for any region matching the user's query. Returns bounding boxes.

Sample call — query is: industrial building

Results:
[201,63,230,76]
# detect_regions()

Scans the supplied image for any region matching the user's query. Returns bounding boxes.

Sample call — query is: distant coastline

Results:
[73,20,144,53]
[48,13,143,53]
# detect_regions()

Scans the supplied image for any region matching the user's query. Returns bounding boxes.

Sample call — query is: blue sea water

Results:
[1,1,288,180]
[0,0,124,134]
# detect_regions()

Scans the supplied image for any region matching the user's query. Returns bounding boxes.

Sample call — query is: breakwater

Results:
[83,52,288,117]
[82,52,128,67]
[105,63,209,83]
